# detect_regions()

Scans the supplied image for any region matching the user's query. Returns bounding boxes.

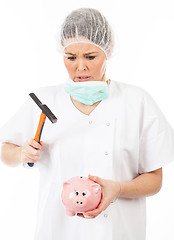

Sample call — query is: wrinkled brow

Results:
[65,52,98,55]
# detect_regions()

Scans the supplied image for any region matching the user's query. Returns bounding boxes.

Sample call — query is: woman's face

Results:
[63,41,107,82]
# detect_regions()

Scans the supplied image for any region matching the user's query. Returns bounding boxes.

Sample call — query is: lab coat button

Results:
[104,214,108,218]
[105,152,109,155]
[106,122,110,126]
[89,120,92,124]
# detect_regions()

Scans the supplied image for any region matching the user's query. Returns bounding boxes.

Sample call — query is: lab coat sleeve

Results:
[0,97,36,146]
[0,94,41,169]
[139,93,174,173]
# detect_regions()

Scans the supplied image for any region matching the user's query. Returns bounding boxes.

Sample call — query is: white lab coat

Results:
[0,80,174,240]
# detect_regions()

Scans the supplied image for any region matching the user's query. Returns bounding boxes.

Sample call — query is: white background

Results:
[0,0,174,239]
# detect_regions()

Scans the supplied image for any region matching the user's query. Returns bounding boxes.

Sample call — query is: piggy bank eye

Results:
[82,191,86,196]
[75,191,79,196]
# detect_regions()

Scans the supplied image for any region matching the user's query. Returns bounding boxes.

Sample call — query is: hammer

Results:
[27,93,57,167]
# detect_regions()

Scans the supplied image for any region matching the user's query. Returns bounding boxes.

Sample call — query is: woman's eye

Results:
[67,56,76,61]
[86,56,96,60]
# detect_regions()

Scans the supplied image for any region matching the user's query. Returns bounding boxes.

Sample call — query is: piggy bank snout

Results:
[74,194,88,206]
[75,199,87,206]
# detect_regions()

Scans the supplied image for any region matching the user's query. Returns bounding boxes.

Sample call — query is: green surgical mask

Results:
[64,79,109,106]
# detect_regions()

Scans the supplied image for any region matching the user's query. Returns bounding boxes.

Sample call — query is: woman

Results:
[0,8,174,240]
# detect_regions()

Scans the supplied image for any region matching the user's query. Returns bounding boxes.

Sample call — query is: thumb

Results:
[40,141,44,147]
[88,174,104,186]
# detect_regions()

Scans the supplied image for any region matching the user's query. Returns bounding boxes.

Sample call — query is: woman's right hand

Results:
[20,138,44,164]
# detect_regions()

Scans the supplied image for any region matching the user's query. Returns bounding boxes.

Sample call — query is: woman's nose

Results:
[77,60,87,71]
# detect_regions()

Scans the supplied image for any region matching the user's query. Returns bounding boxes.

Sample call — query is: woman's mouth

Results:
[76,76,91,82]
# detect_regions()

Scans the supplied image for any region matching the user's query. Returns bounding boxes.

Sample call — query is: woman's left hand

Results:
[77,174,121,219]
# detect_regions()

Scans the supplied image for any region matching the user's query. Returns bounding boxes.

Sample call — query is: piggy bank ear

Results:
[91,184,101,194]
[63,181,71,189]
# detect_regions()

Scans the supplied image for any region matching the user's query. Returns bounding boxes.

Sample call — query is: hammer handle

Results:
[27,112,46,167]
[34,112,46,143]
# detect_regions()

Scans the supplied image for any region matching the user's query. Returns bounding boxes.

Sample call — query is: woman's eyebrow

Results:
[65,52,76,55]
[85,52,98,55]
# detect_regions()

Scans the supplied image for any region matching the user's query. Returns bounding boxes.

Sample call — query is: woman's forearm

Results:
[120,168,162,199]
[1,139,43,167]
[1,142,22,167]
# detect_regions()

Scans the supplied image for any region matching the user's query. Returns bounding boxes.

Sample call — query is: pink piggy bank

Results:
[61,176,102,216]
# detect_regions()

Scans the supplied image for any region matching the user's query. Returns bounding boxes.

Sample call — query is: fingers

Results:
[85,175,121,219]
[40,141,44,147]
[78,202,107,219]
[88,174,104,186]
[77,213,85,218]
[77,213,95,219]
[84,195,109,219]
[21,138,43,164]
[76,175,118,220]
[28,138,42,149]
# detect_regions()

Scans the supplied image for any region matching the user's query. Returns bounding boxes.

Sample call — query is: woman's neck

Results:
[70,96,101,115]
[70,79,111,115]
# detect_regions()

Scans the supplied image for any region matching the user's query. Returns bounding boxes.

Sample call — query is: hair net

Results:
[60,8,114,57]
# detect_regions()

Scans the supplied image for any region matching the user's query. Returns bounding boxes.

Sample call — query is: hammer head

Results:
[29,93,57,123]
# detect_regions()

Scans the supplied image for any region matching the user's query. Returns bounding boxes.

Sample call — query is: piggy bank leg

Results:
[66,210,76,216]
